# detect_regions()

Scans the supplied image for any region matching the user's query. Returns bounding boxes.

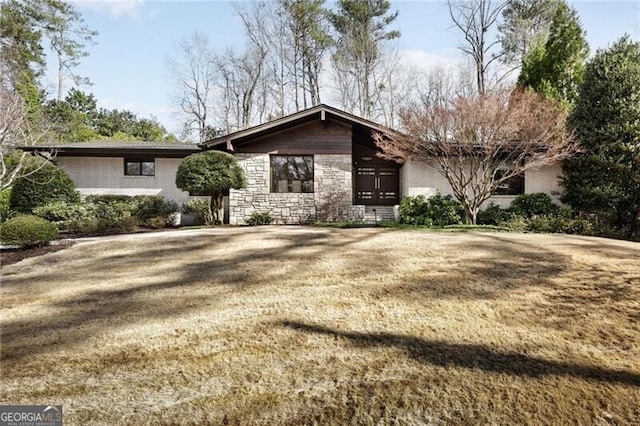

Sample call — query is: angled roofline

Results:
[200,104,400,151]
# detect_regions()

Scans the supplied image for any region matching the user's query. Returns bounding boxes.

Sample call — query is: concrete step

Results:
[363,206,397,224]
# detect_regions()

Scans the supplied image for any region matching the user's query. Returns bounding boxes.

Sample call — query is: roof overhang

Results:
[201,104,399,152]
[19,144,201,158]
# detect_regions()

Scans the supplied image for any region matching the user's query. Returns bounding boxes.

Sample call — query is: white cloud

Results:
[400,49,459,73]
[73,0,145,19]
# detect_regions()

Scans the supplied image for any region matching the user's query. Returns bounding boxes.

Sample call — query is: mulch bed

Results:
[1,241,75,267]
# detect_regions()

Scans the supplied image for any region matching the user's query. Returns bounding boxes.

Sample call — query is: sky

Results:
[46,0,640,135]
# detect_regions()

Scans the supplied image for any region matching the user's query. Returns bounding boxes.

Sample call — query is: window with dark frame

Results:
[494,169,524,195]
[270,155,314,193]
[124,159,155,176]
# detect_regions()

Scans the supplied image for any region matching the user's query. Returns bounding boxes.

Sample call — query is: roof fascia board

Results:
[204,106,324,148]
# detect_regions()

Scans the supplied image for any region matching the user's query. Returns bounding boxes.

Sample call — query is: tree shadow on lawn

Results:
[281,320,640,387]
[1,228,392,366]
[375,233,640,337]
[378,233,572,301]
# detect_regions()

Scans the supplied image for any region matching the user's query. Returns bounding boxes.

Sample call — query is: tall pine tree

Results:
[329,0,400,118]
[561,36,640,238]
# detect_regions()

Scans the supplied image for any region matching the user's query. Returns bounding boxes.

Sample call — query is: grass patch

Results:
[379,221,511,232]
[1,227,639,424]
[314,220,368,228]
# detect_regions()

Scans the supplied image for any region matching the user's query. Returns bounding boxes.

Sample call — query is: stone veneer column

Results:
[229,153,364,225]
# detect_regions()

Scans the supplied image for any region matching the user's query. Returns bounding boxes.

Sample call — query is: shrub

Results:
[399,194,464,226]
[501,215,530,232]
[9,157,80,213]
[399,195,430,225]
[145,216,168,229]
[509,193,561,218]
[246,211,273,226]
[95,202,135,230]
[68,217,100,234]
[0,188,11,222]
[33,201,95,230]
[85,194,134,204]
[182,199,213,225]
[477,202,510,226]
[0,215,58,247]
[132,195,179,225]
[527,215,594,235]
[564,218,594,235]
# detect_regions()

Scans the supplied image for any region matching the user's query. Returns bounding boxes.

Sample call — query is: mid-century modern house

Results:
[24,104,563,225]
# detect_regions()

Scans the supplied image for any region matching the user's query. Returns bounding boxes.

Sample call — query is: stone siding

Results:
[230,153,364,225]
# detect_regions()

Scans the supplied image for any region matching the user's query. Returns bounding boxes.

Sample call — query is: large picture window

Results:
[494,169,524,195]
[125,159,155,176]
[271,155,314,193]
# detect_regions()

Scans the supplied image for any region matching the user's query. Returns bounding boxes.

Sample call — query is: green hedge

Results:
[32,195,179,233]
[399,194,465,226]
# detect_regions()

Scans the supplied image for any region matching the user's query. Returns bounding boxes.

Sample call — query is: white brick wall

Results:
[402,160,564,208]
[57,156,191,203]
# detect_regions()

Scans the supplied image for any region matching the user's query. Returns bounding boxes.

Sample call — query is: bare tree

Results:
[375,88,578,224]
[373,48,422,128]
[448,0,507,95]
[167,31,215,143]
[214,46,267,132]
[232,0,330,116]
[1,66,52,190]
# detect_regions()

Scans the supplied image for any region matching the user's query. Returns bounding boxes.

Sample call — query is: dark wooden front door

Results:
[355,162,400,205]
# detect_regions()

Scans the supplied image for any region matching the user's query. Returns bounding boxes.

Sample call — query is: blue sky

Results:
[51,1,640,135]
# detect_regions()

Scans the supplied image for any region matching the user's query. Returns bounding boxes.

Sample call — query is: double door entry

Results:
[355,162,400,205]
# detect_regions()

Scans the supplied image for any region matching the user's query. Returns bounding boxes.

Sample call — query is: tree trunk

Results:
[57,56,64,101]
[210,192,224,225]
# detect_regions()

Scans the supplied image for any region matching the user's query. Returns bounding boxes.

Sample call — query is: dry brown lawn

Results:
[1,227,639,425]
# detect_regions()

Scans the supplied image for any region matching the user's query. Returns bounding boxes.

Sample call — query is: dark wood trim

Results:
[21,147,199,158]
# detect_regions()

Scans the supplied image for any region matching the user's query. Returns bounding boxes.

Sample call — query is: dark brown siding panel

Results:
[234,119,352,154]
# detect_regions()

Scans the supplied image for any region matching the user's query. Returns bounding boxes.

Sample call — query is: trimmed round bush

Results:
[0,215,59,247]
[9,157,80,213]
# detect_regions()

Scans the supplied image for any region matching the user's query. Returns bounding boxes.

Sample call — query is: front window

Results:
[494,169,524,195]
[125,159,155,176]
[271,155,314,193]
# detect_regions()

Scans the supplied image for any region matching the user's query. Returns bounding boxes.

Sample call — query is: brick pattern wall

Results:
[57,156,191,203]
[403,159,564,208]
[230,153,364,225]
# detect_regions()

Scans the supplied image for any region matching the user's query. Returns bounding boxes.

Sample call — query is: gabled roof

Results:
[201,104,397,151]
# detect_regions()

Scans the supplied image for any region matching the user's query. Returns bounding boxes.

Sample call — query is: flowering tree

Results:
[375,88,578,224]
